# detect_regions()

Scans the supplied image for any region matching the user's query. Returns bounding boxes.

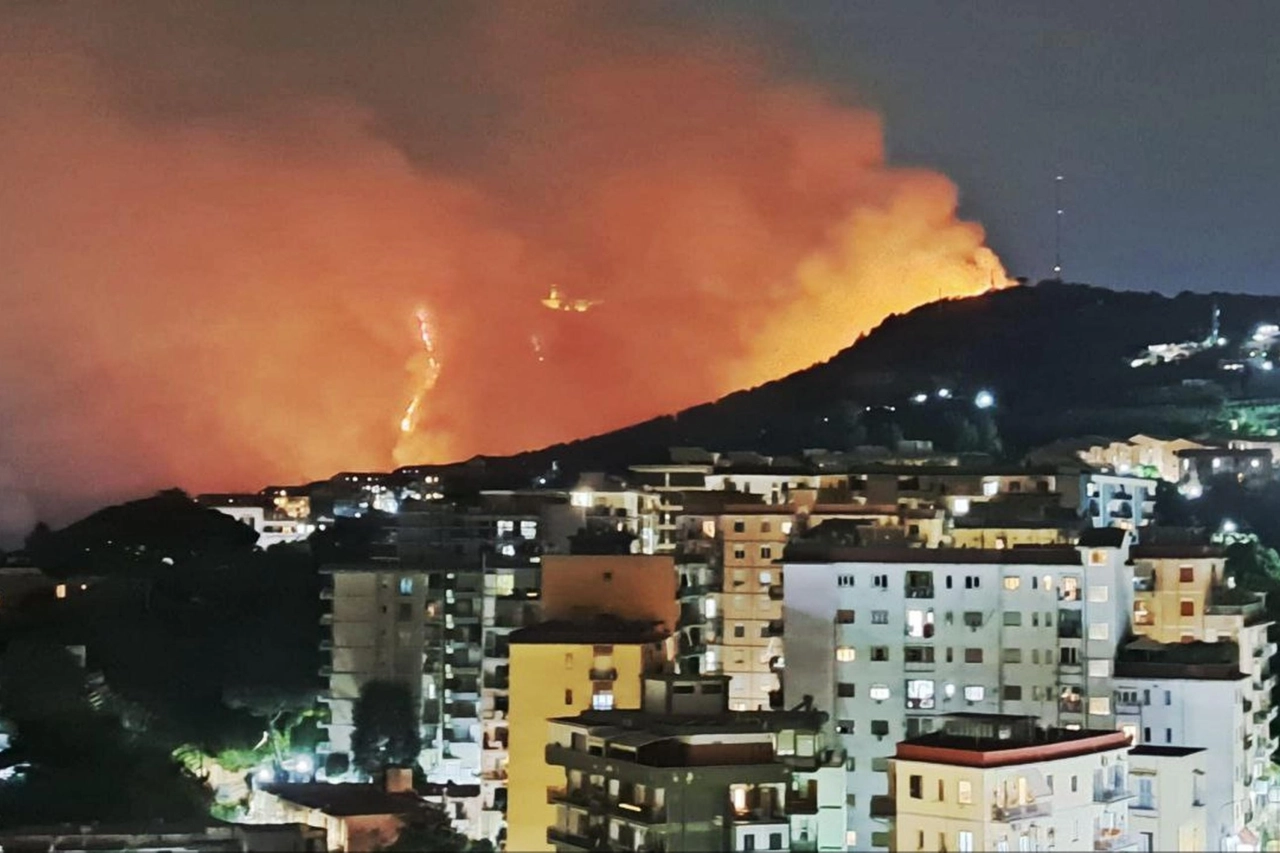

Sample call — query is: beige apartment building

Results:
[891,715,1134,853]
[715,505,794,710]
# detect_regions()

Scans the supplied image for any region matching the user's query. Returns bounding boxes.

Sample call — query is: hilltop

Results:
[447,282,1280,485]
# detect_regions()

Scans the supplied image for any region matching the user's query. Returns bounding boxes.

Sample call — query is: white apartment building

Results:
[1127,744,1209,851]
[1113,654,1262,849]
[891,715,1135,853]
[784,534,1135,849]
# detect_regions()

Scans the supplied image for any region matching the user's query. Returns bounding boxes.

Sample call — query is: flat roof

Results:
[897,727,1130,768]
[552,707,827,737]
[509,616,668,646]
[263,783,426,817]
[1128,745,1205,757]
[784,546,1082,565]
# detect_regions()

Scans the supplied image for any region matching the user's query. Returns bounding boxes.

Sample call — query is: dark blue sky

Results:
[695,0,1280,293]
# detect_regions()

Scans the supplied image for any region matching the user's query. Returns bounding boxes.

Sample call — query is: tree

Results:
[351,680,421,777]
[0,640,89,725]
[223,685,319,766]
[385,807,494,852]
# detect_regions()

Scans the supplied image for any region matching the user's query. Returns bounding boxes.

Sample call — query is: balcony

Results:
[768,585,785,600]
[319,639,333,651]
[869,795,896,819]
[992,800,1052,822]
[730,808,788,825]
[589,668,618,682]
[483,672,509,690]
[612,800,667,824]
[787,797,818,815]
[546,827,598,850]
[1133,574,1155,592]
[319,613,334,626]
[765,620,784,637]
[1094,830,1136,851]
[905,585,935,600]
[318,664,333,677]
[320,587,335,600]
[1093,786,1134,804]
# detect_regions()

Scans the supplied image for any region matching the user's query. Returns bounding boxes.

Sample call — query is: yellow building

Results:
[948,522,1076,549]
[717,506,793,710]
[505,618,668,852]
[1130,545,1263,644]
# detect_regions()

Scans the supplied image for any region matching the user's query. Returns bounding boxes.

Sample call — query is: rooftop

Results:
[509,615,668,646]
[784,545,1082,565]
[896,715,1129,768]
[1077,528,1129,548]
[262,782,428,817]
[1128,745,1205,758]
[552,707,828,737]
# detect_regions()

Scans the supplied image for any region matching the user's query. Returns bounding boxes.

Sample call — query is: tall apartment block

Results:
[545,673,848,852]
[783,535,1135,849]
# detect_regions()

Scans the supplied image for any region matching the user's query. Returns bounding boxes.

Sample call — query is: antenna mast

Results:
[1053,174,1064,281]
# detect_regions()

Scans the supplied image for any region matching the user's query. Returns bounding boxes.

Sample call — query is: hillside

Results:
[445,282,1280,484]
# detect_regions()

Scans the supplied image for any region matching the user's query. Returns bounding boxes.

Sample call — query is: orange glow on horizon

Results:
[0,5,1010,535]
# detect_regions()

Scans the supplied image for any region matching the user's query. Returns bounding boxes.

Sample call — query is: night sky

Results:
[1,1,1275,537]
[696,0,1280,292]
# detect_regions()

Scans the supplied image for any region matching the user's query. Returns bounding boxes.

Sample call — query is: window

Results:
[1088,696,1111,715]
[743,835,754,853]
[1003,611,1022,627]
[872,574,888,588]
[564,689,574,705]
[760,546,773,560]
[906,679,935,709]
[846,832,858,848]
[591,690,614,710]
[781,521,793,535]
[520,519,537,539]
[837,575,855,588]
[733,546,746,560]
[869,684,891,701]
[1042,575,1054,591]
[1179,565,1195,583]
[837,683,856,698]
[759,570,773,585]
[1088,659,1112,678]
[564,653,574,669]
[836,720,855,734]
[734,624,745,638]
[836,646,857,662]
[1003,648,1022,663]
[733,520,746,533]
[964,648,984,663]
[1181,600,1195,617]
[1089,549,1108,566]
[1060,576,1081,601]
[1136,776,1155,810]
[760,521,772,533]
[769,832,783,851]
[1164,690,1172,706]
[1002,685,1022,701]
[963,611,983,628]
[909,774,923,799]
[904,645,935,663]
[964,685,984,702]
[398,577,414,595]
[1032,649,1040,664]
[1003,576,1021,590]
[870,720,890,737]
[1089,585,1109,603]
[872,610,889,624]
[397,602,412,621]
[835,609,855,624]
[871,646,889,662]
[906,608,935,638]
[959,830,974,853]
[497,519,515,535]
[1088,622,1110,641]
[957,780,973,804]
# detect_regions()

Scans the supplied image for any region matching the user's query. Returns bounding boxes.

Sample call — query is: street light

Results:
[974,390,995,409]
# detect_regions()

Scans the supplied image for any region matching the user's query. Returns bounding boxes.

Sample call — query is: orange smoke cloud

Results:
[0,3,1006,536]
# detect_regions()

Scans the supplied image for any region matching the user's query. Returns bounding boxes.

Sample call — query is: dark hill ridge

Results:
[428,282,1280,485]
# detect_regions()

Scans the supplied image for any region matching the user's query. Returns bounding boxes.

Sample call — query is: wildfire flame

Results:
[399,308,441,435]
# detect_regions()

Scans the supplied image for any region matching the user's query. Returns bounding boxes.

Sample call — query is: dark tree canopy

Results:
[351,680,421,777]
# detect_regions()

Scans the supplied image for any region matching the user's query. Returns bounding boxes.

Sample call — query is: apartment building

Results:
[545,673,847,852]
[540,554,678,631]
[318,501,542,842]
[716,506,794,711]
[1177,447,1273,492]
[783,534,1135,849]
[1112,642,1263,848]
[505,618,670,853]
[1075,434,1207,483]
[890,714,1135,853]
[1127,745,1208,851]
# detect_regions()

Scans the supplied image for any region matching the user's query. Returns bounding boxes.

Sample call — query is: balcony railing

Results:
[992,800,1052,822]
[611,800,667,823]
[905,586,935,599]
[768,585,785,600]
[589,668,618,681]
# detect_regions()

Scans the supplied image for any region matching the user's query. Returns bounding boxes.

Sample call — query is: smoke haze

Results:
[0,2,1006,538]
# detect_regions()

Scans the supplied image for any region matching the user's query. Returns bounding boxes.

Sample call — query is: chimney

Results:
[385,766,413,794]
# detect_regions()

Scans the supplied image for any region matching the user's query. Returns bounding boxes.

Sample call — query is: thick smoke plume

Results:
[0,3,1006,537]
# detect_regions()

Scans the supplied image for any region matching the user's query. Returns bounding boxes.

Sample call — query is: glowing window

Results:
[836,647,856,662]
